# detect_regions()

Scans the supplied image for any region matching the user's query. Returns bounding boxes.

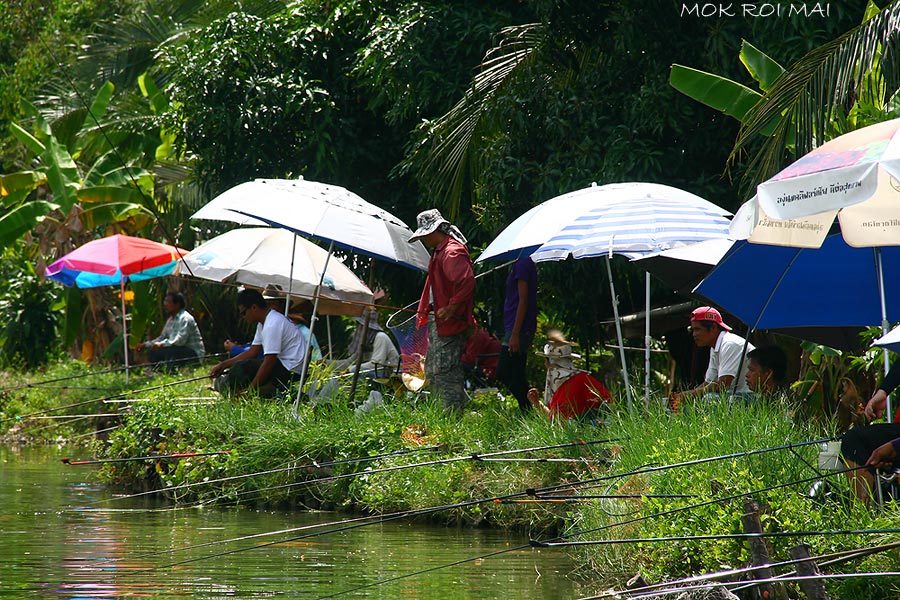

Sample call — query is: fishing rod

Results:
[0,374,211,425]
[66,426,120,441]
[582,540,900,599]
[113,441,848,592]
[310,464,865,600]
[0,351,227,395]
[172,438,618,507]
[532,527,900,548]
[62,450,232,466]
[609,572,900,600]
[496,493,696,503]
[81,444,448,506]
[89,438,614,506]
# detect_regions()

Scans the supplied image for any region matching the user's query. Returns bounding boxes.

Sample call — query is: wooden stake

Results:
[790,543,829,600]
[741,499,788,600]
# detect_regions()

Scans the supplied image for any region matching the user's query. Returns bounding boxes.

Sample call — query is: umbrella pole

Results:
[349,262,377,398]
[293,240,333,415]
[645,272,651,410]
[606,258,633,409]
[876,248,893,423]
[285,234,298,317]
[326,315,333,361]
[120,280,129,384]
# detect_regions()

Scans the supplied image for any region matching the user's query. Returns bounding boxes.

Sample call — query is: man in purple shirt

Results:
[496,256,538,411]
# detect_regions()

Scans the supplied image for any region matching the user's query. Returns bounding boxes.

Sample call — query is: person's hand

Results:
[527,387,541,408]
[865,389,888,421]
[151,342,162,351]
[866,440,898,469]
[135,342,145,351]
[210,362,227,379]
[509,331,521,354]
[436,305,453,321]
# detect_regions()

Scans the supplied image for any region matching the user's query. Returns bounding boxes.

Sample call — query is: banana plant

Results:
[669,39,785,139]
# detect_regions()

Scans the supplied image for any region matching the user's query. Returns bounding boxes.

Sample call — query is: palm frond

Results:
[401,23,546,220]
[733,0,900,189]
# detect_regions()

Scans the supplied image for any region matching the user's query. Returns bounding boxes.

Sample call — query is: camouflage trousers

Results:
[425,317,468,411]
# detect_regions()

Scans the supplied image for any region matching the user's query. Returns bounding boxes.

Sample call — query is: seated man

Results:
[669,307,754,409]
[744,345,788,399]
[210,288,306,397]
[136,292,205,372]
[223,294,322,361]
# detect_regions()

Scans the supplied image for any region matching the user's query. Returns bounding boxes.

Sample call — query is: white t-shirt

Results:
[705,331,754,394]
[251,310,306,373]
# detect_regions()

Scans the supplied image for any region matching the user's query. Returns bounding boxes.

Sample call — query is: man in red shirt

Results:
[409,209,476,410]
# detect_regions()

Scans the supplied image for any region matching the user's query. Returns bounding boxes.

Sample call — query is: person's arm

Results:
[866,437,900,468]
[436,248,475,322]
[509,279,529,353]
[528,387,551,419]
[866,362,900,420]
[670,375,734,407]
[210,344,261,378]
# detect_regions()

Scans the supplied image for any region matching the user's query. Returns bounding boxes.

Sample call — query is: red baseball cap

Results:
[690,306,732,331]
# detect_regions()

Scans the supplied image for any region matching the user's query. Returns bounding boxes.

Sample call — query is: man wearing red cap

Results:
[670,306,754,408]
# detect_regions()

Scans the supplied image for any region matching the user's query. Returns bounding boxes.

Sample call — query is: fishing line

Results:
[0,373,211,425]
[532,465,865,547]
[573,542,900,599]
[533,527,900,548]
[90,438,614,506]
[607,572,900,600]
[581,540,900,599]
[310,465,863,599]
[80,444,448,506]
[62,450,232,466]
[174,439,617,507]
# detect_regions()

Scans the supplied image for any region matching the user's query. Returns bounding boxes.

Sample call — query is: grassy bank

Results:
[3,361,900,598]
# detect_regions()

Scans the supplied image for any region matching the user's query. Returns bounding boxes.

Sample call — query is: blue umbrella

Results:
[695,234,900,330]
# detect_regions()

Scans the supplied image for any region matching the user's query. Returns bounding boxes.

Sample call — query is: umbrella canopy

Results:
[694,234,900,329]
[180,228,373,316]
[191,178,430,271]
[757,118,900,222]
[45,234,185,288]
[630,238,734,295]
[479,182,731,262]
[44,234,187,382]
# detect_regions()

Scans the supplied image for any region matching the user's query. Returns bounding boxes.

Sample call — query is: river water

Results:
[0,446,582,598]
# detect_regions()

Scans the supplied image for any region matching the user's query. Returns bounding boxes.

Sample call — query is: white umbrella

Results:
[478,182,732,408]
[180,228,374,316]
[192,178,428,408]
[191,178,430,271]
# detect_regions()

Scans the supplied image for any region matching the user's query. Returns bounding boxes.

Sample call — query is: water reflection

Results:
[0,447,580,598]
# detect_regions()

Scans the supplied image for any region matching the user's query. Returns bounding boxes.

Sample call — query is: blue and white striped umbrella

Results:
[529,185,731,262]
[478,182,731,410]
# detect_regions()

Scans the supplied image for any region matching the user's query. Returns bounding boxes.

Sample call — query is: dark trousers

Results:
[497,343,530,411]
[147,346,198,372]
[215,358,296,398]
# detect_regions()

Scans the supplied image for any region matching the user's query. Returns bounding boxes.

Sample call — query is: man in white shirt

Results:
[211,288,306,397]
[669,306,754,408]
